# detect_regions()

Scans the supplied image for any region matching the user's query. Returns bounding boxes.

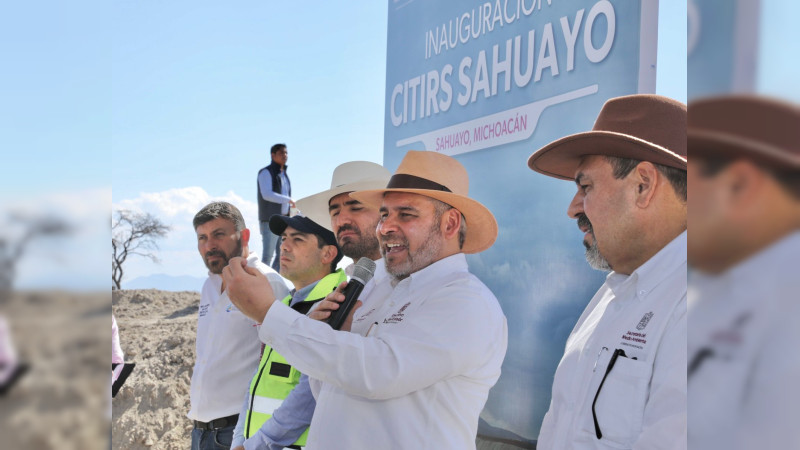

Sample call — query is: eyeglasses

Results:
[591,348,636,440]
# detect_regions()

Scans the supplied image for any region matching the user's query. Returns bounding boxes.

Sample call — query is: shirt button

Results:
[639,290,646,296]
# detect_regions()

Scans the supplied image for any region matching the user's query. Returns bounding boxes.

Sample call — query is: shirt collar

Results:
[720,230,800,282]
[290,280,318,306]
[606,230,687,300]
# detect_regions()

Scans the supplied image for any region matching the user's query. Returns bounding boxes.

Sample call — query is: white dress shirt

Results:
[188,253,291,422]
[538,231,687,449]
[688,232,800,450]
[259,253,508,449]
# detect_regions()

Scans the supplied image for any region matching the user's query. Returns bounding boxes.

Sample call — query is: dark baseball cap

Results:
[268,214,342,265]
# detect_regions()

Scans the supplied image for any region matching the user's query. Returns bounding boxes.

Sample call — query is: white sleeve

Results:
[258,284,507,400]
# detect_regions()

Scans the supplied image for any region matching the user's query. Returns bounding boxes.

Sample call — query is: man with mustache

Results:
[528,95,687,449]
[189,202,290,450]
[223,151,507,449]
[296,160,390,274]
[231,214,344,450]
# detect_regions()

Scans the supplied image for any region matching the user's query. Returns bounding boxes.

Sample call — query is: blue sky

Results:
[7,0,798,289]
[0,0,684,289]
[108,0,687,287]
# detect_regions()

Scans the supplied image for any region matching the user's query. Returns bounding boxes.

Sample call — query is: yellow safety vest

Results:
[243,269,346,445]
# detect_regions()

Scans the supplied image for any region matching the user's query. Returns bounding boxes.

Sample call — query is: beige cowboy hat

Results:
[688,95,800,169]
[295,161,392,231]
[350,150,498,254]
[527,94,687,180]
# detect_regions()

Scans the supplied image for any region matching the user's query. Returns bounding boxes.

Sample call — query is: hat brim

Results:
[528,131,688,180]
[688,130,800,169]
[295,178,392,232]
[349,188,498,254]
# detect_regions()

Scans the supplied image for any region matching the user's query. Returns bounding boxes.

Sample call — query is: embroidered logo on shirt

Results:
[636,311,654,330]
[354,308,376,323]
[383,302,411,324]
[198,304,210,318]
[622,330,647,346]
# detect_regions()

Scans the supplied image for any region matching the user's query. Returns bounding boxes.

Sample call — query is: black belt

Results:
[193,414,239,430]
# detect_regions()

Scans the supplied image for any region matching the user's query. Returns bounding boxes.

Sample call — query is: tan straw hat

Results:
[688,95,800,169]
[295,161,391,231]
[528,94,687,180]
[349,150,498,254]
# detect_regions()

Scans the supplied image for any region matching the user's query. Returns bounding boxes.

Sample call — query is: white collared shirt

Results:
[188,253,291,422]
[538,231,687,449]
[260,253,508,449]
[688,231,800,450]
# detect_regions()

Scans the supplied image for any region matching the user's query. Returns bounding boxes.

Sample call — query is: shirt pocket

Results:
[583,353,652,448]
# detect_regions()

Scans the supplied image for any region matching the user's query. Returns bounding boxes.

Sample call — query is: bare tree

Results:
[0,213,73,303]
[112,210,170,290]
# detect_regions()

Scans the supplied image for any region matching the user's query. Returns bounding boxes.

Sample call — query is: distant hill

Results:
[122,274,204,292]
[477,417,536,449]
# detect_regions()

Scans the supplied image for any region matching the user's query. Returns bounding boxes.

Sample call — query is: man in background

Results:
[257,143,294,270]
[189,202,289,450]
[296,159,389,268]
[231,215,344,450]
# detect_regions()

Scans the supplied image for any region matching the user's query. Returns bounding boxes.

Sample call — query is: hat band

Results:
[385,174,452,192]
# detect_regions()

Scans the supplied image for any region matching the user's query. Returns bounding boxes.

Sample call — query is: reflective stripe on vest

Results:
[243,269,347,444]
[251,396,284,416]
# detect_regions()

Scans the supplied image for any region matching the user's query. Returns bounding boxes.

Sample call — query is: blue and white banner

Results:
[384,0,657,445]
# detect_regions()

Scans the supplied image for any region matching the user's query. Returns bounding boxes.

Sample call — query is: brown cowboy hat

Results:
[688,95,800,169]
[349,150,498,254]
[527,94,687,180]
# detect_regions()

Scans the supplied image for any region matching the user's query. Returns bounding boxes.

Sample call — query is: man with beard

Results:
[222,151,508,449]
[189,202,290,450]
[527,95,687,449]
[296,160,390,279]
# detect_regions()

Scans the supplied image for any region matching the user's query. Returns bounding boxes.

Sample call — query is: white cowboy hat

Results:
[295,161,391,231]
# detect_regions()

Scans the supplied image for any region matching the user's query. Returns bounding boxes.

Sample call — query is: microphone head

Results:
[351,257,377,285]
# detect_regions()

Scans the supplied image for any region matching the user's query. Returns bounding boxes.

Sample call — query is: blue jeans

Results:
[260,221,281,270]
[191,424,234,450]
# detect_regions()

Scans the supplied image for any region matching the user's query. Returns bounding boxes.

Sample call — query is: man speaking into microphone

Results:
[223,151,508,449]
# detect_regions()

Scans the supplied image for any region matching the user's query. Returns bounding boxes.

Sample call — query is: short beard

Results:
[577,214,611,272]
[204,239,243,274]
[338,222,380,261]
[384,221,443,282]
[584,238,612,271]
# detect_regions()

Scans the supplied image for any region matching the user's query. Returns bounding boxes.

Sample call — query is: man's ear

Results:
[633,162,659,209]
[724,160,765,206]
[441,208,462,241]
[321,245,338,265]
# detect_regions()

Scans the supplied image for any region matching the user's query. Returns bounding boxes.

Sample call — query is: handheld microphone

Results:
[327,257,376,330]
